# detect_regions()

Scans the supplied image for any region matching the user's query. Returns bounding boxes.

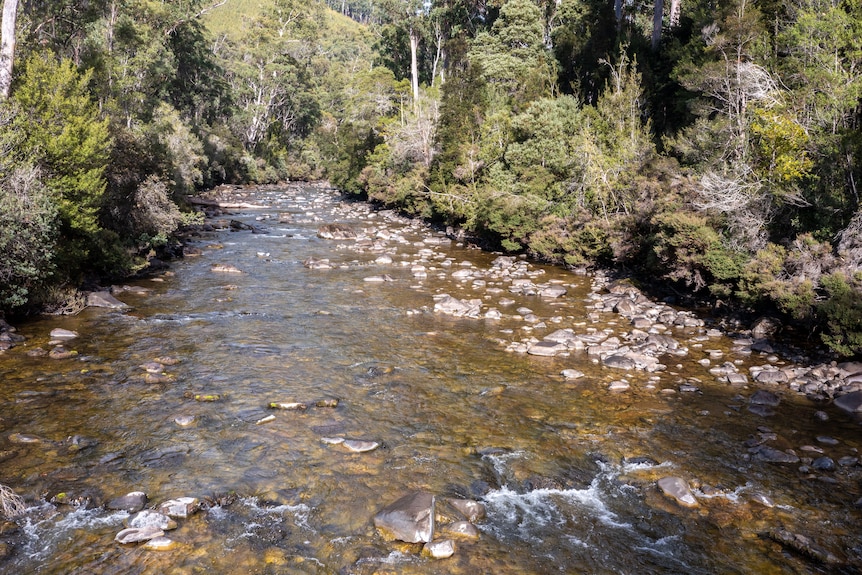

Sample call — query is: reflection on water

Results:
[0,184,860,574]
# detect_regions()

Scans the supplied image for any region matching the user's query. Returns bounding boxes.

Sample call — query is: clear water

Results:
[0,184,860,574]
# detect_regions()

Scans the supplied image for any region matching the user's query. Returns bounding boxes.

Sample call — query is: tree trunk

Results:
[0,0,18,99]
[669,0,681,27]
[652,0,664,50]
[409,25,420,108]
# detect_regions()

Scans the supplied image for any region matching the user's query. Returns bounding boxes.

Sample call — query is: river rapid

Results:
[0,183,860,574]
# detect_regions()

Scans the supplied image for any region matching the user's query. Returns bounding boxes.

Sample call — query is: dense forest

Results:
[0,0,859,357]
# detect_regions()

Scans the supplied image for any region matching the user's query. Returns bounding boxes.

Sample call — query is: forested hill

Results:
[0,0,860,357]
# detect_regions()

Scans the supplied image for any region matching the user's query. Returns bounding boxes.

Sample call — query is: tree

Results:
[13,53,112,273]
[0,0,17,98]
[468,0,553,107]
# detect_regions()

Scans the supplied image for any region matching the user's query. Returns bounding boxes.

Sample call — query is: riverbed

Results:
[0,183,860,574]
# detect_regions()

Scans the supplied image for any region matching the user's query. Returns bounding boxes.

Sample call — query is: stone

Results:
[107,491,148,512]
[811,457,835,472]
[749,390,781,407]
[751,316,782,339]
[127,510,177,531]
[539,286,567,298]
[561,369,585,380]
[422,539,456,559]
[603,354,636,370]
[439,521,480,540]
[374,491,435,543]
[753,370,789,384]
[115,526,164,544]
[157,497,200,518]
[445,498,486,523]
[527,341,567,356]
[269,401,307,411]
[657,477,699,508]
[608,380,630,392]
[433,295,481,318]
[48,346,76,359]
[767,530,840,566]
[750,445,800,464]
[86,291,129,309]
[174,415,195,426]
[342,440,379,453]
[49,328,78,340]
[317,223,356,240]
[749,492,775,508]
[211,264,243,274]
[144,537,177,551]
[834,391,862,413]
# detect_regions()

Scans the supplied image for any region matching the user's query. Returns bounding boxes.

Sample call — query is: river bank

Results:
[0,182,860,573]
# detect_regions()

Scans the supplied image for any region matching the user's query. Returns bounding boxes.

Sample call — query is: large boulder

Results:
[373,491,435,543]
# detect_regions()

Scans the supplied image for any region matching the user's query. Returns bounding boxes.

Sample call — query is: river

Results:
[0,183,860,574]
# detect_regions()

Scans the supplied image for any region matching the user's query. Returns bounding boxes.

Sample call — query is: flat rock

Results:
[115,526,164,544]
[374,491,435,543]
[127,510,177,531]
[86,291,128,309]
[750,445,800,463]
[561,369,585,380]
[527,341,567,356]
[603,354,636,370]
[749,390,781,407]
[49,328,78,340]
[144,536,177,551]
[342,439,379,453]
[657,476,699,508]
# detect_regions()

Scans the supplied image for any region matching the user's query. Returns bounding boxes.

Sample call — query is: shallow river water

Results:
[0,184,860,574]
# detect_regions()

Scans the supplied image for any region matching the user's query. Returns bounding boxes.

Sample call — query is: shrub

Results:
[818,272,862,357]
[0,162,58,310]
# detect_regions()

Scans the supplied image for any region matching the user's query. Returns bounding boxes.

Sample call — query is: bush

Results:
[0,162,58,310]
[817,272,862,357]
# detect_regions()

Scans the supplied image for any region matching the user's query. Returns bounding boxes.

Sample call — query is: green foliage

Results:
[468,0,553,106]
[818,272,862,357]
[12,53,112,277]
[0,105,58,309]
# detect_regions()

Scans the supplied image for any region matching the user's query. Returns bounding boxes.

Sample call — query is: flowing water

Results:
[0,184,860,574]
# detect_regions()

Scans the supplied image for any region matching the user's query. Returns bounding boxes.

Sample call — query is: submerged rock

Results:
[115,526,164,544]
[86,291,128,309]
[374,491,435,543]
[834,391,862,414]
[342,439,379,453]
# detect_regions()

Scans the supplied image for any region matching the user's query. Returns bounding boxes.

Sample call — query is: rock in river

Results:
[107,491,148,512]
[115,526,164,544]
[657,476,699,508]
[86,291,128,309]
[834,390,862,414]
[422,539,456,559]
[374,491,435,543]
